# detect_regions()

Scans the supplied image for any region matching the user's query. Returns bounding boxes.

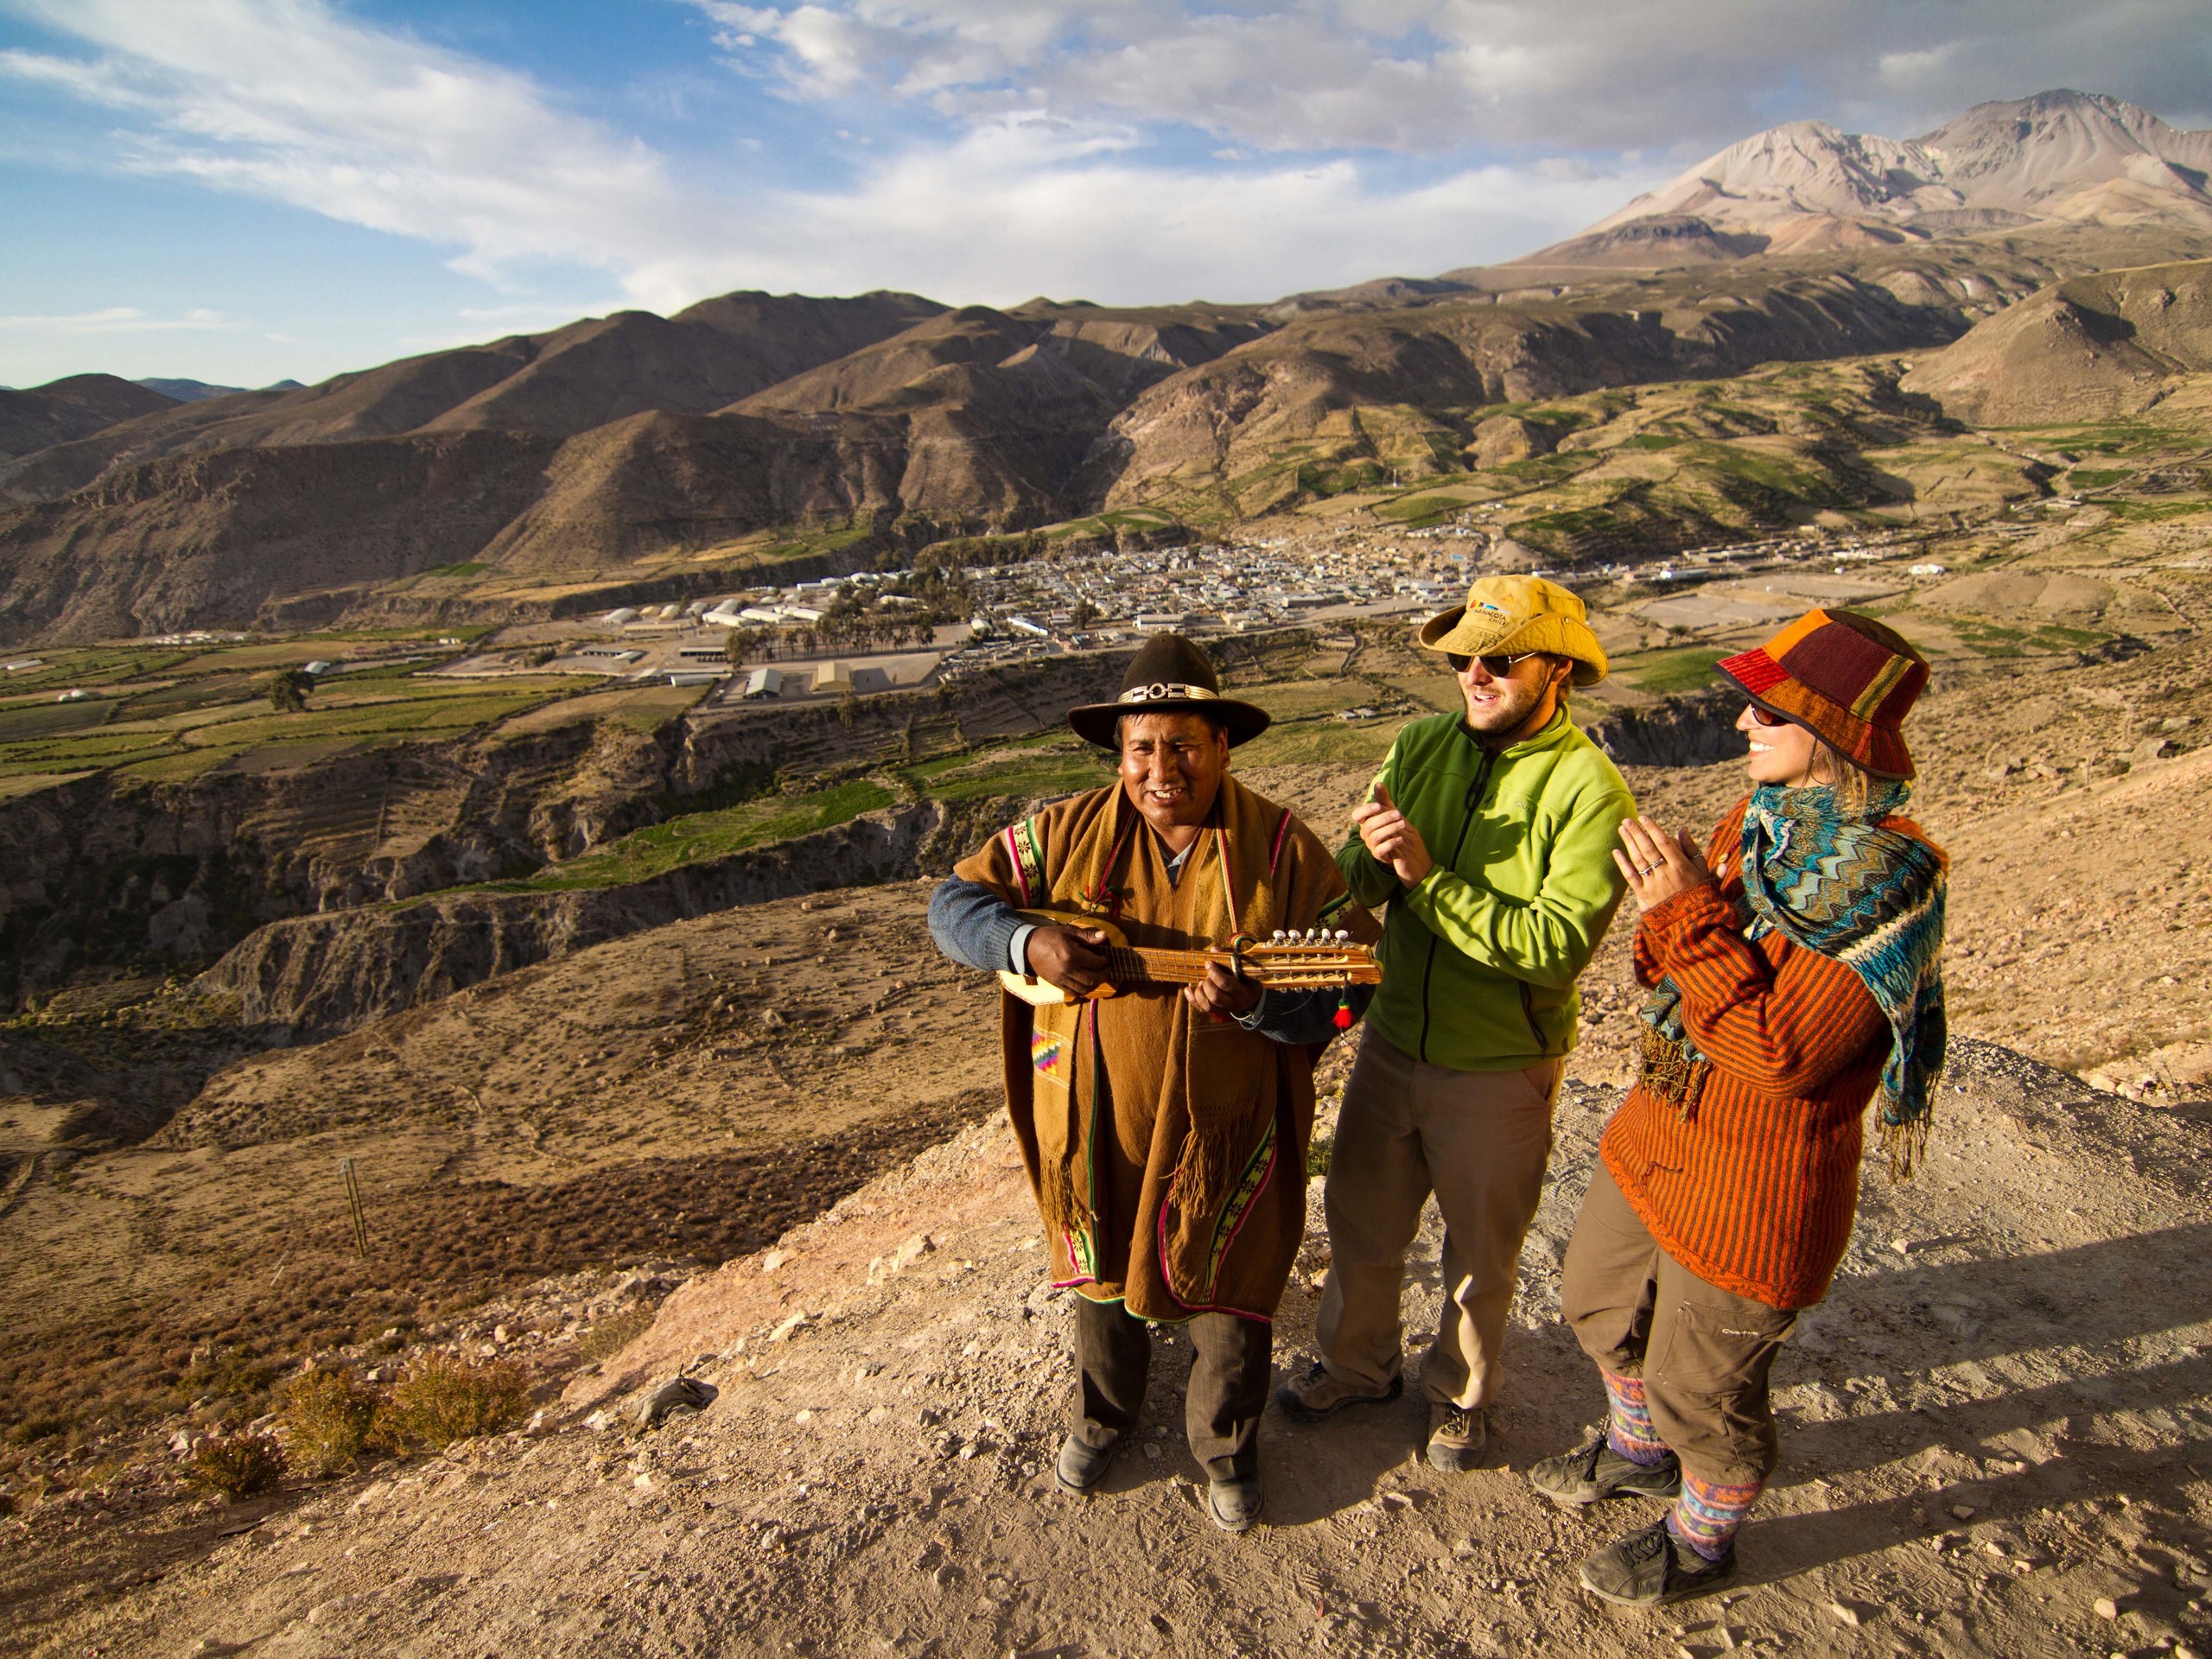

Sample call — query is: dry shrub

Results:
[281,1367,383,1478]
[377,1351,530,1452]
[185,1432,283,1498]
[578,1306,654,1362]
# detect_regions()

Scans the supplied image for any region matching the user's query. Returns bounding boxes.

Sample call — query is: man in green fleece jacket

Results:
[1279,575,1636,1471]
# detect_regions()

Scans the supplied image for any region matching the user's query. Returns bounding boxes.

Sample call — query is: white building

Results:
[744,668,785,698]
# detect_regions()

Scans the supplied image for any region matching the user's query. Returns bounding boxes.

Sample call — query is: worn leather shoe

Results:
[1206,1474,1265,1533]
[1578,1518,1738,1606]
[1275,1360,1403,1423]
[1529,1433,1682,1507]
[1425,1402,1486,1471]
[1054,1431,1117,1495]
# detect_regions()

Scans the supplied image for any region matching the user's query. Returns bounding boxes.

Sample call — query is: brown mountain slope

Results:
[1090,265,1977,512]
[0,432,556,641]
[0,293,944,506]
[0,374,178,463]
[1899,257,2212,424]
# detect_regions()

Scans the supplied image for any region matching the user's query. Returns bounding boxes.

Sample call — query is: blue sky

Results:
[3,0,2209,389]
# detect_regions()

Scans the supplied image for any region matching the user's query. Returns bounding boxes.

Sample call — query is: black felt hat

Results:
[1066,633,1272,750]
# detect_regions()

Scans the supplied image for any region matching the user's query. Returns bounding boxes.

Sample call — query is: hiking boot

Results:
[1274,1361,1402,1424]
[1054,1431,1118,1495]
[1577,1518,1738,1607]
[1528,1433,1681,1507]
[1207,1474,1265,1533]
[1425,1402,1486,1471]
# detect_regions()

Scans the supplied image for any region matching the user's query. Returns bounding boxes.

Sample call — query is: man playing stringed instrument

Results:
[928,633,1379,1533]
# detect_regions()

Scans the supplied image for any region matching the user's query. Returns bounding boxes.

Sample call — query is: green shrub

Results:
[281,1367,383,1478]
[186,1432,283,1497]
[376,1351,530,1452]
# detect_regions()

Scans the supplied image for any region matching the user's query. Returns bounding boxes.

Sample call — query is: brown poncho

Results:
[955,774,1376,1322]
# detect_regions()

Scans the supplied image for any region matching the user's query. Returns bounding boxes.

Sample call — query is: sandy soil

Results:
[16,1032,2208,1658]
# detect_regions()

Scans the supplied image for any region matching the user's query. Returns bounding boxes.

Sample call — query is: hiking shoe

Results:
[1577,1518,1738,1607]
[1275,1361,1403,1424]
[1207,1474,1265,1533]
[1426,1402,1486,1471]
[1528,1433,1681,1507]
[1054,1431,1118,1495]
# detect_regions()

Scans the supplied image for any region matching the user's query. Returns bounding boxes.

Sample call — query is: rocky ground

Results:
[3,576,2209,1655]
[12,1032,2208,1659]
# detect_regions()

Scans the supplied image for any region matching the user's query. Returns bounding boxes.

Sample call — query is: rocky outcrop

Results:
[1584,686,1748,767]
[196,801,944,1033]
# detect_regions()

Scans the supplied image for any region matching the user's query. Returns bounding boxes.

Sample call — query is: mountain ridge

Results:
[5,91,2212,643]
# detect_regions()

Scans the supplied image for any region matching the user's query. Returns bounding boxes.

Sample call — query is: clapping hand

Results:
[1352,784,1433,887]
[1612,816,1712,913]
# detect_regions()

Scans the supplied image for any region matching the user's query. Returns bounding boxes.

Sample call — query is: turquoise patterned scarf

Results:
[1638,782,1948,1178]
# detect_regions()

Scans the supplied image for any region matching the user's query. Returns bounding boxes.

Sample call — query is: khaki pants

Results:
[1316,1033,1563,1410]
[1561,1162,1797,1488]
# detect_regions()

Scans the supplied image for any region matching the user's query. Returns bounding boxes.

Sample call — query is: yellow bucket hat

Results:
[1417,575,1610,687]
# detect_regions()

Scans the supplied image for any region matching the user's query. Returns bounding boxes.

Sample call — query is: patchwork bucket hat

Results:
[1417,575,1610,686]
[1717,608,1929,779]
[1067,632,1272,750]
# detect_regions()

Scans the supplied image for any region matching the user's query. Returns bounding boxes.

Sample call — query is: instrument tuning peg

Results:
[1334,929,1350,942]
[1270,929,1285,942]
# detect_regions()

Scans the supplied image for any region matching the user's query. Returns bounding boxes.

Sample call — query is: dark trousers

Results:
[1073,1298,1273,1482]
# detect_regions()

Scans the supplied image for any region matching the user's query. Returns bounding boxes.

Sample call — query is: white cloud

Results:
[1,0,677,284]
[7,0,2209,372]
[0,0,1662,315]
[0,305,238,333]
[693,0,2212,151]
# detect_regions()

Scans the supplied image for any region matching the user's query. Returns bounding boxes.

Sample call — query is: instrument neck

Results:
[1105,943,1222,986]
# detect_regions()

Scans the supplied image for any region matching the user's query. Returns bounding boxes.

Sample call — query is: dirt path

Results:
[25,1030,2208,1659]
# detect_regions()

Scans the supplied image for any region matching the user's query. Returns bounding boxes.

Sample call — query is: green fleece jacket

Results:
[1338,708,1637,1072]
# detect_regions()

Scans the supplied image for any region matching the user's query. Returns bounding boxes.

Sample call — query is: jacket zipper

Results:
[1418,744,1498,1063]
[1518,981,1548,1055]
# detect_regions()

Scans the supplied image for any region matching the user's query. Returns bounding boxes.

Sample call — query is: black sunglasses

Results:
[1747,703,1788,728]
[1446,651,1539,677]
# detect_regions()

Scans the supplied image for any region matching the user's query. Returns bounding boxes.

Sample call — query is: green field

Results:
[459,779,899,894]
[0,639,595,785]
[1621,647,1729,695]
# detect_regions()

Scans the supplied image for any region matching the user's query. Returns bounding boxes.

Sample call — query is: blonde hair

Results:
[1810,740,1877,810]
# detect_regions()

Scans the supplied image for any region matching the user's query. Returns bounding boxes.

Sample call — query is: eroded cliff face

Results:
[0,652,1139,1013]
[194,802,944,1034]
[0,711,683,1001]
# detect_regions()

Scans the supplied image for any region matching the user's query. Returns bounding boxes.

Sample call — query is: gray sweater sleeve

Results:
[928,876,1027,973]
[1236,983,1376,1046]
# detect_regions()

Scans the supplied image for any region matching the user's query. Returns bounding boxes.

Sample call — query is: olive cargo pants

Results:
[1561,1161,1798,1488]
[1315,1033,1564,1410]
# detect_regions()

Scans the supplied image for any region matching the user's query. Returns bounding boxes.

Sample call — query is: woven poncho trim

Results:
[1637,782,1948,1179]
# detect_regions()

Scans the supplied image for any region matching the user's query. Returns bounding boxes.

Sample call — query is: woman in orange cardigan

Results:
[1529,609,1948,1607]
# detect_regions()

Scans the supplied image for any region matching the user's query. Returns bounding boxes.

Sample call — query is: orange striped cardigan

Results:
[1599,800,1891,1311]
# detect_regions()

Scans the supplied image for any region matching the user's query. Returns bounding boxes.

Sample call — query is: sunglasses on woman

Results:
[1747,704,1788,727]
[1446,651,1540,677]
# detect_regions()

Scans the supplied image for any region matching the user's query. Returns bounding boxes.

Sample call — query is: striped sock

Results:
[1599,1369,1667,1467]
[1667,1470,1762,1562]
